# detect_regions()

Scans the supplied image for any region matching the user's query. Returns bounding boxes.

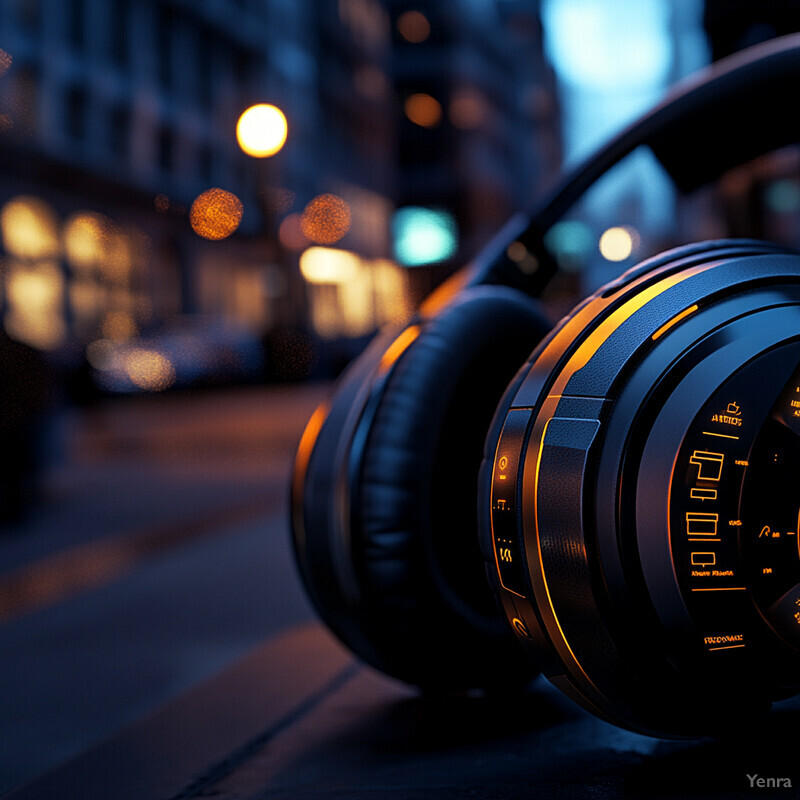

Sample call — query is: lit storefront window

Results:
[0,196,59,260]
[0,197,65,349]
[5,262,65,350]
[300,246,411,339]
[0,197,145,351]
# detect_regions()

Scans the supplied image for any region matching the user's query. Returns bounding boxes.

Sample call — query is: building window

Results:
[110,0,129,68]
[69,0,86,52]
[197,30,215,109]
[9,66,40,135]
[157,127,174,174]
[65,85,86,141]
[198,145,214,184]
[156,6,174,91]
[109,105,129,159]
[15,0,40,35]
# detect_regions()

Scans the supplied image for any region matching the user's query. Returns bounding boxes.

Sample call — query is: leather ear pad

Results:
[350,286,552,689]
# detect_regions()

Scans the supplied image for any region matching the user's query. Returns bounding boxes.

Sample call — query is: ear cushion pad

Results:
[349,286,552,689]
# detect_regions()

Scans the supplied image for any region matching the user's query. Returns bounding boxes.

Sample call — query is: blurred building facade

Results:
[389,0,560,290]
[0,0,560,387]
[537,0,800,298]
[701,0,800,254]
[0,0,314,384]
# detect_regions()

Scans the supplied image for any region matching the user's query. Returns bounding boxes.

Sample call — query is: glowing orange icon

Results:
[690,488,717,502]
[686,512,719,537]
[511,618,531,638]
[689,450,724,482]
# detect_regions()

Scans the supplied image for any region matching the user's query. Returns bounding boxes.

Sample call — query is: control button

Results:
[691,552,716,567]
[689,450,724,482]
[690,487,717,501]
[710,401,743,427]
[491,410,530,599]
[511,617,531,639]
[686,512,719,537]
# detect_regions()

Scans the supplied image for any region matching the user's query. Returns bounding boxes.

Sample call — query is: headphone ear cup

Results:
[320,286,551,689]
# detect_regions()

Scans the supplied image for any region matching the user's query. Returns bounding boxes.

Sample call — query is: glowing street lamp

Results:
[236,103,288,158]
[233,103,288,238]
[235,102,296,332]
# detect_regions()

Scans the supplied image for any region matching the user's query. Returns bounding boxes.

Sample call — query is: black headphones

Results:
[291,35,800,737]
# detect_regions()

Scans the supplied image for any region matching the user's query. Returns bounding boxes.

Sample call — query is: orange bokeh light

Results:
[190,188,243,241]
[404,93,442,128]
[279,213,308,250]
[125,349,176,391]
[300,194,351,245]
[450,90,486,129]
[397,10,430,43]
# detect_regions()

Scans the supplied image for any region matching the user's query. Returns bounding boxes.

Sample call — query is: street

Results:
[0,382,329,794]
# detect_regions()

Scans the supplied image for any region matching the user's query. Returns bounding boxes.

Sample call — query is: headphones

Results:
[291,35,800,737]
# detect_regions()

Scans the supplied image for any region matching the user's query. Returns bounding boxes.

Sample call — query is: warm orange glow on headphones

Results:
[292,36,800,736]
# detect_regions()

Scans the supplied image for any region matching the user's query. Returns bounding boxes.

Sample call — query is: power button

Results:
[491,409,530,598]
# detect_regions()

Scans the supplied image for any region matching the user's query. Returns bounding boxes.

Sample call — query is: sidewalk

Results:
[0,382,330,577]
[0,383,329,793]
[9,621,800,800]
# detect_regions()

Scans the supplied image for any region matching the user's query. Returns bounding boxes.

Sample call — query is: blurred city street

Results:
[0,383,328,793]
[4,2,800,797]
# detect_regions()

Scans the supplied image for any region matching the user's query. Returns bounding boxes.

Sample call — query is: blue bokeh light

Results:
[392,206,458,266]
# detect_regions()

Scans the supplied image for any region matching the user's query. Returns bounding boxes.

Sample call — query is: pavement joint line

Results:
[0,495,282,625]
[168,662,363,800]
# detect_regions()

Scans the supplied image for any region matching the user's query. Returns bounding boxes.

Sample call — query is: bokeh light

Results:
[279,213,308,251]
[154,194,170,213]
[190,188,244,241]
[125,349,176,392]
[85,339,116,371]
[397,10,431,43]
[236,104,288,158]
[599,226,635,262]
[392,206,457,266]
[300,194,351,245]
[5,263,66,350]
[449,89,486,129]
[404,93,442,128]
[299,247,360,284]
[766,179,800,214]
[0,196,60,260]
[543,219,594,271]
[101,310,137,341]
[353,66,389,100]
[63,212,110,270]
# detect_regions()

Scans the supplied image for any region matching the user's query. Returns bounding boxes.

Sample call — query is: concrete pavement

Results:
[0,383,329,794]
[4,383,800,800]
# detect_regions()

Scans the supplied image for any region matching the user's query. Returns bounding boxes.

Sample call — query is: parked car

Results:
[88,316,264,393]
